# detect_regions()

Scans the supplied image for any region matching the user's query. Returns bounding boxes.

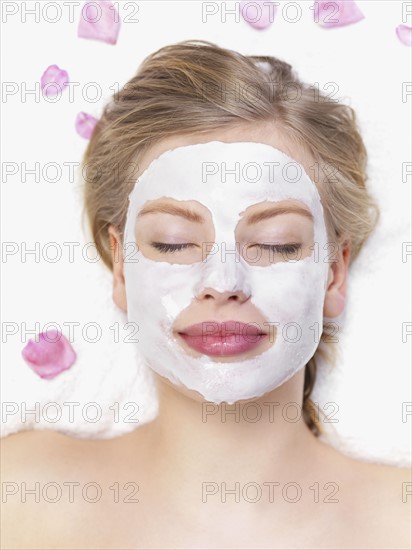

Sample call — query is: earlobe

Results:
[323,241,351,319]
[108,225,128,313]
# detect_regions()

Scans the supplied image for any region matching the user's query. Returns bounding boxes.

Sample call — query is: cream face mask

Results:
[122,141,329,404]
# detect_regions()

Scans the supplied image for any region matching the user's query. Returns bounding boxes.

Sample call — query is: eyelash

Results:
[151,242,194,253]
[258,243,302,255]
[151,242,302,254]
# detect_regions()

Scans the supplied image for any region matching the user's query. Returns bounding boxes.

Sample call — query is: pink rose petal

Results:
[396,25,412,46]
[40,64,69,97]
[239,0,277,30]
[75,112,98,139]
[313,1,365,28]
[22,330,76,380]
[77,0,121,45]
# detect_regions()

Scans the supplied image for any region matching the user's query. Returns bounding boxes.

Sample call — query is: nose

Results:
[196,287,250,304]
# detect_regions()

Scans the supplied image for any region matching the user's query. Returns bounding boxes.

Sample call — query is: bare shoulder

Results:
[3,429,61,469]
[363,460,412,513]
[347,456,411,504]
[1,430,85,549]
[336,450,411,549]
[364,461,411,549]
[313,438,411,548]
[1,427,151,549]
[1,428,90,479]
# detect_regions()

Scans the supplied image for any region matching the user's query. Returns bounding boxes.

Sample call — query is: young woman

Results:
[2,40,411,550]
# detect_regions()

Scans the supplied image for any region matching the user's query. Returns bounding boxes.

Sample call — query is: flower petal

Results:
[22,330,76,380]
[77,0,121,44]
[40,64,69,97]
[314,1,365,28]
[396,25,412,46]
[75,112,98,139]
[240,0,277,30]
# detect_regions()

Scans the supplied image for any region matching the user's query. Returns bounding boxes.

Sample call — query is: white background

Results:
[1,0,411,466]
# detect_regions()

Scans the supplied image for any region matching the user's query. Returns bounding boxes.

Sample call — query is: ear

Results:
[108,224,127,313]
[323,240,351,318]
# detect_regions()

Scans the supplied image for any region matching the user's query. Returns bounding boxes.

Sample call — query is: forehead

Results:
[129,141,321,214]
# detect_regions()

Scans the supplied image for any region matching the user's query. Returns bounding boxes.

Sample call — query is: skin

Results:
[1,123,411,550]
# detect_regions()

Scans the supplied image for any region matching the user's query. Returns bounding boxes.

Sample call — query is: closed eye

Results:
[151,242,195,253]
[151,242,302,255]
[255,243,302,254]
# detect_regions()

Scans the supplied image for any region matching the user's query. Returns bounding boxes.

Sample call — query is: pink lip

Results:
[176,320,268,357]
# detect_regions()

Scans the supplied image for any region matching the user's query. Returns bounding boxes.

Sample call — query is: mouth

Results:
[176,320,269,357]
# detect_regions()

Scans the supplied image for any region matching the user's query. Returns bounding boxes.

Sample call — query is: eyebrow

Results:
[137,203,204,223]
[244,205,313,224]
[136,202,313,224]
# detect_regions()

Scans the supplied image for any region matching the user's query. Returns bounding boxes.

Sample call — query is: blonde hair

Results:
[80,40,379,435]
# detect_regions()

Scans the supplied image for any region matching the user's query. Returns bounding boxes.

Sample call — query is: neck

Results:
[146,369,320,488]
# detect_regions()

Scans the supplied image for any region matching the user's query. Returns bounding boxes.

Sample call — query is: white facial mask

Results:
[122,141,329,404]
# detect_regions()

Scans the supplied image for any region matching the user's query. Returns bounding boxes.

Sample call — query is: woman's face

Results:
[111,124,348,404]
[134,197,316,361]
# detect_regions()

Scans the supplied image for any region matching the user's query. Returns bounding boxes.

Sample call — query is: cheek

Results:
[126,252,203,327]
[248,260,325,323]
